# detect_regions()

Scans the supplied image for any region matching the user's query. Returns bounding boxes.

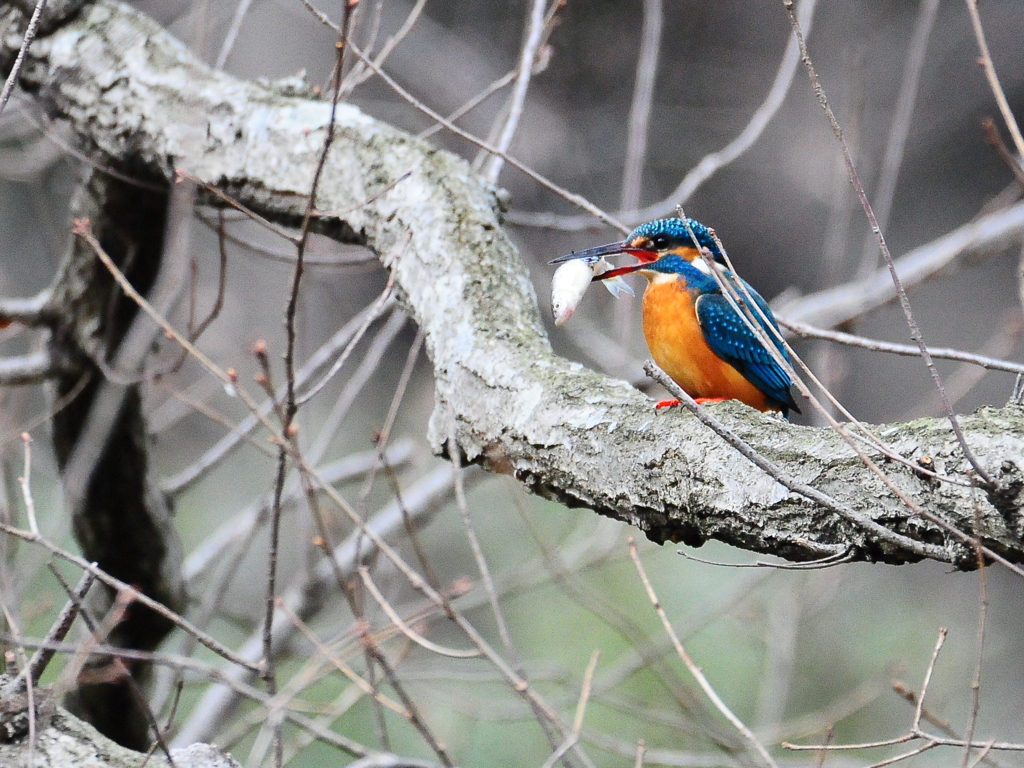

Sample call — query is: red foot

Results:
[656,396,729,411]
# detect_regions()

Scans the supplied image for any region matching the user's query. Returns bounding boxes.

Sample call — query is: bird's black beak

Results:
[549,240,631,265]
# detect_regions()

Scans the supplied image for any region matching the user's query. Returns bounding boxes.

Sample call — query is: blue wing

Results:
[694,283,799,415]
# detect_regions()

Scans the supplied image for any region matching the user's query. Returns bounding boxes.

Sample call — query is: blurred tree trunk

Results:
[46,171,184,750]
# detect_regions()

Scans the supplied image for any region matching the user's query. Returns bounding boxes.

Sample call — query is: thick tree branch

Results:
[0,679,241,767]
[4,0,1024,569]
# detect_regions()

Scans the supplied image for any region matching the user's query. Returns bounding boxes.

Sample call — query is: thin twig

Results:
[964,0,1024,159]
[17,567,96,688]
[171,466,462,748]
[0,593,35,762]
[415,4,561,141]
[677,548,854,571]
[969,741,997,768]
[914,628,948,731]
[780,317,1024,375]
[539,737,578,768]
[417,70,516,140]
[305,310,407,463]
[633,740,646,768]
[177,169,300,245]
[892,682,1007,768]
[168,209,229,373]
[195,210,378,266]
[181,441,414,584]
[0,522,262,672]
[50,579,177,768]
[277,600,409,718]
[857,0,940,277]
[17,432,38,536]
[214,0,253,70]
[73,222,235,388]
[359,328,423,498]
[2,633,380,758]
[356,567,480,659]
[627,538,780,768]
[962,508,989,768]
[302,465,596,768]
[339,0,429,94]
[862,742,938,768]
[619,0,662,213]
[358,630,455,767]
[572,650,600,736]
[981,118,1024,189]
[161,296,397,494]
[298,272,398,405]
[0,0,49,120]
[482,0,549,184]
[446,409,520,665]
[0,371,92,448]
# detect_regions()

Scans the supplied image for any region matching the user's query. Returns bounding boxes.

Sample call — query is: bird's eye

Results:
[651,234,670,250]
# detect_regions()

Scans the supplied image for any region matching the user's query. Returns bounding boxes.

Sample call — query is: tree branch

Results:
[5,0,1024,569]
[0,350,56,384]
[0,290,51,327]
[0,680,238,767]
[777,200,1024,329]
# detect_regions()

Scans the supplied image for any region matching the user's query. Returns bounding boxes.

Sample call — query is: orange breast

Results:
[642,279,774,412]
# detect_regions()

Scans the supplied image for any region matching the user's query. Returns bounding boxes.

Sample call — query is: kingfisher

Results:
[551,217,800,418]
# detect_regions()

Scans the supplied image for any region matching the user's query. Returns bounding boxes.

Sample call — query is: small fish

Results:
[598,269,635,300]
[550,257,633,326]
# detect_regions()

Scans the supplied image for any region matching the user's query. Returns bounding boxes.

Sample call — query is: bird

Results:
[550,217,800,417]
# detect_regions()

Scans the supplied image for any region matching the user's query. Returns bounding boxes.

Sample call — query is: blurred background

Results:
[2,0,1024,766]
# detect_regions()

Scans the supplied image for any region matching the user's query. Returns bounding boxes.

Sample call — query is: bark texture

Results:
[0,675,238,767]
[2,0,1023,584]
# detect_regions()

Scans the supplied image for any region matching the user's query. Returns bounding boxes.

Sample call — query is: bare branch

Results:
[629,538,779,768]
[856,0,940,277]
[0,0,47,120]
[481,0,548,184]
[0,349,55,384]
[965,0,1024,159]
[779,200,1024,329]
[619,0,662,213]
[780,317,1024,376]
[0,290,50,327]
[214,0,252,71]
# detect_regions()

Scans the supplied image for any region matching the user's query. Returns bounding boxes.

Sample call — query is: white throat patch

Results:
[648,271,680,284]
[690,257,712,275]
